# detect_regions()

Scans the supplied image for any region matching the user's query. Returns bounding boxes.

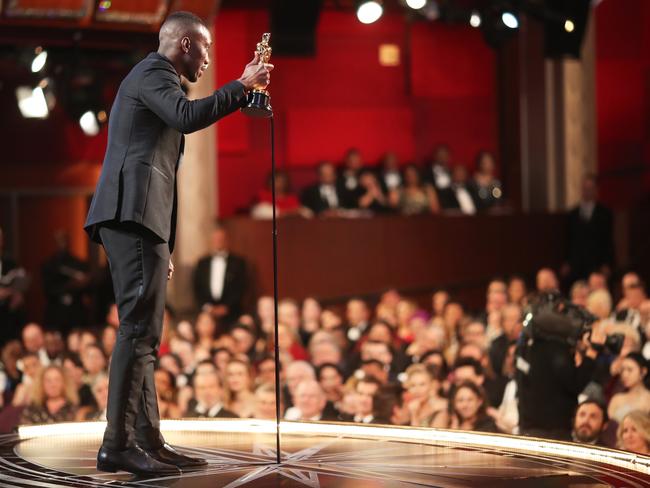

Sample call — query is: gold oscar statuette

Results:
[241,33,273,118]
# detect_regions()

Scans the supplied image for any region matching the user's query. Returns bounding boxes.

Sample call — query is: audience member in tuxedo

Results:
[41,231,90,333]
[193,225,248,326]
[21,323,51,367]
[351,375,381,424]
[376,151,402,193]
[571,399,610,447]
[615,273,646,331]
[185,368,238,418]
[0,227,27,341]
[357,170,391,214]
[469,151,502,210]
[338,148,365,208]
[284,379,337,421]
[536,267,560,293]
[251,170,311,219]
[389,164,440,215]
[423,144,452,191]
[345,298,371,344]
[438,165,478,215]
[489,303,523,377]
[300,161,347,216]
[565,174,614,282]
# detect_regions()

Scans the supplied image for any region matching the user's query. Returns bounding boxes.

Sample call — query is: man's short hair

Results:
[162,11,207,31]
[575,398,608,424]
[453,357,484,377]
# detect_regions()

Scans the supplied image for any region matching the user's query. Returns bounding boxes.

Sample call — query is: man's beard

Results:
[574,425,598,443]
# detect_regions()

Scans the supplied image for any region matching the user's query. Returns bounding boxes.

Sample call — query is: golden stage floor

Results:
[4,419,649,487]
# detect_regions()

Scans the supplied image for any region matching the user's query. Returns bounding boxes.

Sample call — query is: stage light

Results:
[357,1,383,24]
[405,0,426,9]
[564,19,575,32]
[31,48,47,73]
[80,110,100,136]
[501,11,519,29]
[16,85,49,119]
[470,11,481,27]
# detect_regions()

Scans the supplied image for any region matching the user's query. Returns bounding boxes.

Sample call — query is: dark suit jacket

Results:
[84,52,247,252]
[184,402,239,419]
[300,183,347,214]
[193,254,247,321]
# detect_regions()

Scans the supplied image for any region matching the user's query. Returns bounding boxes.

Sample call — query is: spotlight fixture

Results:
[405,0,426,9]
[357,1,383,24]
[16,86,49,119]
[501,11,519,29]
[564,19,575,32]
[31,47,47,73]
[16,78,55,119]
[470,10,481,28]
[79,110,100,136]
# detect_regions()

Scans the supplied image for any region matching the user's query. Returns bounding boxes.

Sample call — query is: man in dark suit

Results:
[566,174,614,282]
[84,11,272,475]
[300,161,347,215]
[193,225,247,325]
[41,231,90,334]
[184,370,238,419]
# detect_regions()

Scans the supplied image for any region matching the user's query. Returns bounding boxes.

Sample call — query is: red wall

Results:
[595,0,650,207]
[214,9,498,216]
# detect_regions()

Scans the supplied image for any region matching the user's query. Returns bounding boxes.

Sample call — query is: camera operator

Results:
[516,297,607,441]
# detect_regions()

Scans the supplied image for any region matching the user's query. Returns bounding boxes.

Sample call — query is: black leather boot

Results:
[97,445,181,476]
[144,444,208,469]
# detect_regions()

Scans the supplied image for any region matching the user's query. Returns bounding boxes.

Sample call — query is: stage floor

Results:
[4,419,649,487]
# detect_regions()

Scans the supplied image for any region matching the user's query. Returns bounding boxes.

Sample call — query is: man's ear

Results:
[181,36,191,54]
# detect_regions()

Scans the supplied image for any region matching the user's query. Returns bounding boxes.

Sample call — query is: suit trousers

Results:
[99,223,168,451]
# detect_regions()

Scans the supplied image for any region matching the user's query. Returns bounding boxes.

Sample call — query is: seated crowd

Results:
[250,145,504,218]
[1,262,649,458]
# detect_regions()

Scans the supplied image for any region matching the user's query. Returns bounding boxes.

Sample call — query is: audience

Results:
[1,213,649,458]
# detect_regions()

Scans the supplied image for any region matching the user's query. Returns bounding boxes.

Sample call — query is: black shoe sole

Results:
[96,461,118,473]
[97,461,180,476]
